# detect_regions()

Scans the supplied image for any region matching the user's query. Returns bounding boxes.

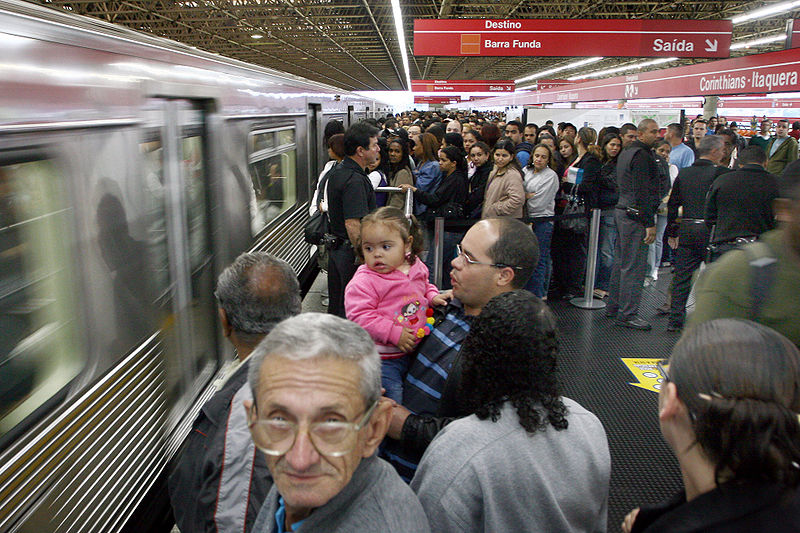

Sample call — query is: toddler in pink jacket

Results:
[345,207,448,403]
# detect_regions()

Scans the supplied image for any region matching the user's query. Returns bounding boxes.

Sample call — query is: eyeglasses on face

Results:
[455,243,522,270]
[248,399,378,458]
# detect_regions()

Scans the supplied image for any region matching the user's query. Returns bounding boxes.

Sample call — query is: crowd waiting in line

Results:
[167,110,800,532]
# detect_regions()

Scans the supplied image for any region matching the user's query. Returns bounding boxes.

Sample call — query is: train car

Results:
[0,1,382,530]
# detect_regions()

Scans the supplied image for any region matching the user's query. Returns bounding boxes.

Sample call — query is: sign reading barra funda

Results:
[413,19,732,59]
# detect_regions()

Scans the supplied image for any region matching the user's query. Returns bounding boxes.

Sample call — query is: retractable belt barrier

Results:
[373,188,604,309]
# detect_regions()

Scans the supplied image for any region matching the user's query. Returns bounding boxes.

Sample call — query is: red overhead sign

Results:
[537,79,590,90]
[411,79,515,92]
[473,47,800,105]
[414,96,460,104]
[414,19,732,59]
[788,20,800,49]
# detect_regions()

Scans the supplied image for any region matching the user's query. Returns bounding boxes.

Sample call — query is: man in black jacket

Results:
[665,136,730,331]
[168,252,301,533]
[705,146,780,261]
[607,119,661,330]
[325,121,379,317]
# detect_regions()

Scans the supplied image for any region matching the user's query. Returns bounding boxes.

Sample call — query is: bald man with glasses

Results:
[245,313,429,533]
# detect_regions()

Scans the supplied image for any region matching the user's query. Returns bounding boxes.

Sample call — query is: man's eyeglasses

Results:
[455,244,523,270]
[657,359,670,383]
[248,400,378,457]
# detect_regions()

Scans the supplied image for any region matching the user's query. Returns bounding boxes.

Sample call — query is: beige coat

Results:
[482,166,525,218]
[387,168,414,210]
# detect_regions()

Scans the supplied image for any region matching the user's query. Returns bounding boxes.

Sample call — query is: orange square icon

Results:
[461,34,480,55]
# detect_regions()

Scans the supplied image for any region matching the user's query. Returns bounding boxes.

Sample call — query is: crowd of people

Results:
[166,109,800,533]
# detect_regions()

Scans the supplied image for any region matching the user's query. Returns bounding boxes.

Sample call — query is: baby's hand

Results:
[431,290,452,307]
[397,328,417,353]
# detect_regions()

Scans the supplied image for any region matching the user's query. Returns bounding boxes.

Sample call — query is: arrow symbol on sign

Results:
[705,39,718,52]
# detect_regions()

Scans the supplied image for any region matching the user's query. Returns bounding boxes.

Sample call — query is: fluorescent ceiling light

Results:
[732,0,800,24]
[391,0,412,91]
[570,57,678,80]
[251,33,263,39]
[516,57,603,84]
[730,34,787,50]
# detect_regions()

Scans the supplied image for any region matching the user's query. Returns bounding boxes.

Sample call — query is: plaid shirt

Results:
[381,299,473,481]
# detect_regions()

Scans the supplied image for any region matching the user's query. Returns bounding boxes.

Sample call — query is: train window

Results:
[0,158,83,440]
[248,126,297,235]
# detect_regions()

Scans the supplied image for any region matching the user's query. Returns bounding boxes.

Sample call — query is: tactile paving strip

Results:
[548,273,683,532]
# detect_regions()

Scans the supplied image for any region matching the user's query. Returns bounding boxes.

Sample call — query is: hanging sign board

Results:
[414,19,732,58]
[411,80,515,92]
[414,96,460,104]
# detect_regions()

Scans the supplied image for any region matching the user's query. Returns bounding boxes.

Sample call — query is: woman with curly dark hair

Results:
[411,290,611,533]
[622,319,800,533]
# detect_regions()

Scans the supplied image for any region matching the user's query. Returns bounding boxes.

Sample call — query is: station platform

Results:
[303,268,684,532]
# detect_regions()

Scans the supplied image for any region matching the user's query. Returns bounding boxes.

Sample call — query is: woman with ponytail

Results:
[623,319,800,532]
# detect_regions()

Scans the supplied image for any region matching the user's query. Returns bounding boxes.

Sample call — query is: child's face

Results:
[360,222,410,274]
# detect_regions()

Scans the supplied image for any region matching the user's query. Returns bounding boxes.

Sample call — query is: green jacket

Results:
[766,136,798,175]
[689,229,800,347]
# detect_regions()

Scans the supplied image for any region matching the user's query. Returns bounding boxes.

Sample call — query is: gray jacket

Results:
[411,399,610,533]
[252,454,430,532]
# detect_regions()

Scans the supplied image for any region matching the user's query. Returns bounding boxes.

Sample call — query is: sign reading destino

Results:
[413,19,732,59]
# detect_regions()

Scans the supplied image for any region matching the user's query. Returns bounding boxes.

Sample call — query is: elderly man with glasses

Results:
[245,313,430,533]
[381,218,539,481]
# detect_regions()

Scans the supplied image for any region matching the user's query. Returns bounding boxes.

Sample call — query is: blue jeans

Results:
[595,212,617,291]
[526,221,554,298]
[648,214,668,279]
[381,355,410,404]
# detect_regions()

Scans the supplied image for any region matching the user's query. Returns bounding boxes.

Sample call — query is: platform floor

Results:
[302,269,685,533]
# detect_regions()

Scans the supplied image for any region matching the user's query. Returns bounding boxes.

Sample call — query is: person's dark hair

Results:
[600,133,622,163]
[480,123,501,149]
[356,206,424,263]
[526,143,553,169]
[375,136,391,175]
[470,141,490,156]
[793,121,800,130]
[692,118,707,127]
[384,117,397,130]
[669,319,800,489]
[654,139,671,153]
[493,138,522,173]
[620,123,637,137]
[344,121,380,156]
[458,290,567,433]
[440,145,467,173]
[215,252,301,343]
[506,119,523,132]
[562,122,577,136]
[364,118,379,127]
[327,133,345,159]
[604,126,620,135]
[697,135,724,157]
[443,132,464,152]
[739,145,767,166]
[463,129,483,144]
[538,125,556,138]
[525,123,538,132]
[485,217,539,288]
[388,138,411,174]
[323,120,345,147]
[667,122,684,138]
[779,119,791,127]
[426,123,445,144]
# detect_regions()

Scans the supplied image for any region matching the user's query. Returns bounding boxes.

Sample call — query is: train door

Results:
[308,103,323,188]
[347,105,354,127]
[141,98,218,411]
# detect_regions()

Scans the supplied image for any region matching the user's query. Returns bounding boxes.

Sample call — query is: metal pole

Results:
[374,186,414,220]
[571,208,606,310]
[432,217,445,288]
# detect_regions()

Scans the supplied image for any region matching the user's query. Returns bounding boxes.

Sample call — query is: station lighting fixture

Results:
[730,34,787,49]
[515,57,603,84]
[731,0,800,25]
[391,0,412,91]
[251,33,263,39]
[569,57,678,80]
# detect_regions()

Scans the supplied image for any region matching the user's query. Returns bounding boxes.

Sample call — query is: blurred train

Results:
[0,1,390,530]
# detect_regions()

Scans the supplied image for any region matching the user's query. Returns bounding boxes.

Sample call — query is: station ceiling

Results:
[32,0,800,92]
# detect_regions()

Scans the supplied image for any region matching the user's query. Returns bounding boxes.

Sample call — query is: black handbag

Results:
[559,183,587,233]
[303,210,329,245]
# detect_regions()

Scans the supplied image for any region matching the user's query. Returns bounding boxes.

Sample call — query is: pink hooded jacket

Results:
[345,257,440,358]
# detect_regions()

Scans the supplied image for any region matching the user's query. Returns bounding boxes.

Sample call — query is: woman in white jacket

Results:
[522,144,560,298]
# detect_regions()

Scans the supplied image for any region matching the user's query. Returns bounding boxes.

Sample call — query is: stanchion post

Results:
[432,217,444,288]
[570,208,606,310]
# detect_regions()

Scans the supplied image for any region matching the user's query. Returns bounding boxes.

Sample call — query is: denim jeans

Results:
[595,211,617,291]
[381,355,410,404]
[525,221,554,298]
[647,214,668,279]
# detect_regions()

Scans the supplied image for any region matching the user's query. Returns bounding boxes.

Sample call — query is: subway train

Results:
[0,1,390,531]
